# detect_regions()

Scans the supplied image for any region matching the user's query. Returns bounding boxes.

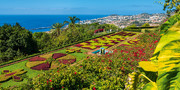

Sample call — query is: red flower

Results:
[47,80,49,84]
[101,60,105,62]
[127,58,130,61]
[144,59,148,61]
[133,53,137,57]
[121,66,124,70]
[131,68,133,70]
[93,87,96,90]
[121,50,123,53]
[149,45,152,47]
[150,48,153,50]
[57,70,59,73]
[124,51,128,53]
[107,67,111,70]
[109,60,112,62]
[80,66,83,68]
[75,72,77,75]
[62,86,64,88]
[49,79,52,82]
[154,40,158,43]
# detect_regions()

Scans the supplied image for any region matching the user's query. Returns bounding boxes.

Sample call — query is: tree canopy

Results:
[0,23,38,62]
[163,0,180,12]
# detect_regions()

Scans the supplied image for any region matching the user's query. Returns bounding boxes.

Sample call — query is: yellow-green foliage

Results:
[26,61,46,68]
[0,69,27,82]
[49,61,59,70]
[57,54,76,60]
[39,54,53,59]
[138,21,180,90]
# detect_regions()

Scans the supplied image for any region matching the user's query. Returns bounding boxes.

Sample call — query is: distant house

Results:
[94,29,104,33]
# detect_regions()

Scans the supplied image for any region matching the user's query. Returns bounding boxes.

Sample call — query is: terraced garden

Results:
[0,31,141,88]
[0,31,165,87]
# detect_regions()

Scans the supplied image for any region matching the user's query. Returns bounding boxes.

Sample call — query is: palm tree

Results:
[51,21,68,36]
[68,16,80,28]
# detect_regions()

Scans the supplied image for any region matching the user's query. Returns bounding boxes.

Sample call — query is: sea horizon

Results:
[0,15,109,33]
[0,13,166,33]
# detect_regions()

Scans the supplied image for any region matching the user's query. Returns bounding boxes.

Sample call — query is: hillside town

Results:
[79,13,167,28]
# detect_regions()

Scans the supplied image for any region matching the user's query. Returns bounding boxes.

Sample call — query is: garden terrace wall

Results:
[0,31,116,67]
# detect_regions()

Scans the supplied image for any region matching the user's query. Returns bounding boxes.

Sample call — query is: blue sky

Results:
[0,0,165,15]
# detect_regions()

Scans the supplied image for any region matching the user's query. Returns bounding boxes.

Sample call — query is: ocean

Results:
[0,15,107,33]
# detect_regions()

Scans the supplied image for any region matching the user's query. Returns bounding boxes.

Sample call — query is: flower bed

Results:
[1,70,10,74]
[66,48,82,53]
[26,53,76,70]
[13,76,22,82]
[29,56,46,62]
[26,31,160,90]
[0,69,27,83]
[74,31,138,50]
[52,53,67,59]
[31,62,50,70]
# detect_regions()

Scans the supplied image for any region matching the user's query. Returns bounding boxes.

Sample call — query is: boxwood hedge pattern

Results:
[0,69,27,83]
[74,31,137,50]
[26,53,76,70]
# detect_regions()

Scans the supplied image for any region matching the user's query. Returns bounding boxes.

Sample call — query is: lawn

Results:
[0,47,88,88]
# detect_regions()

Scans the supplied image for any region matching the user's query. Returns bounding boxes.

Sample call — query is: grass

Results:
[52,47,88,62]
[0,47,88,88]
[0,60,43,88]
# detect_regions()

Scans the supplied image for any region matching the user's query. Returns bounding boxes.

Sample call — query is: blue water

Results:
[0,15,107,33]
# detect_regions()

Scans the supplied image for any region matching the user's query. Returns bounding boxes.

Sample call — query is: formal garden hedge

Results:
[0,31,116,67]
[3,29,161,89]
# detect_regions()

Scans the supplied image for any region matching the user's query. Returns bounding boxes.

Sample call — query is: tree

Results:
[33,32,52,50]
[0,23,38,61]
[68,16,80,28]
[51,21,68,36]
[163,0,180,13]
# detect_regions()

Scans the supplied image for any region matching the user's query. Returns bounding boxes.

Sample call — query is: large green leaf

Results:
[142,82,157,90]
[153,21,180,56]
[139,21,180,90]
[157,40,180,90]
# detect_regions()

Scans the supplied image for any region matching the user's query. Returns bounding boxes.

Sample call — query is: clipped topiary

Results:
[26,53,75,70]
[1,70,10,74]
[0,69,27,83]
[13,76,22,82]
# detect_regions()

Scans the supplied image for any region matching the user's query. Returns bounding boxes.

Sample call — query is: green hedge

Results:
[0,31,116,67]
[129,26,159,29]
[123,29,142,32]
